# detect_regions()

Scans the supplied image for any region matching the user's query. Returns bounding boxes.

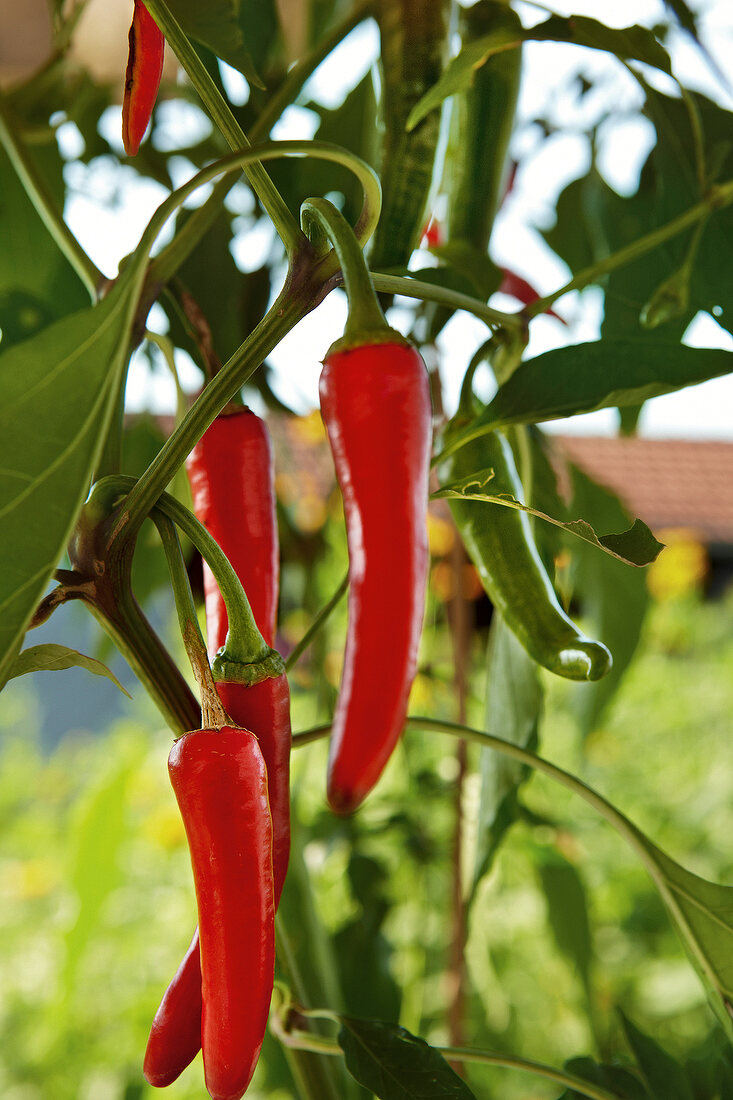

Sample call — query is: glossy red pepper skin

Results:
[320,342,432,814]
[122,0,164,157]
[144,409,290,1089]
[186,407,290,900]
[168,726,275,1100]
[143,930,202,1087]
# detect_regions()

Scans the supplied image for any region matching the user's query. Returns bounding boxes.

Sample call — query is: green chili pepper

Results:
[440,425,612,682]
[369,0,453,271]
[444,0,522,253]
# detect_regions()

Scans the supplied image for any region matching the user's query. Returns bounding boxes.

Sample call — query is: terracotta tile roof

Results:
[553,435,733,546]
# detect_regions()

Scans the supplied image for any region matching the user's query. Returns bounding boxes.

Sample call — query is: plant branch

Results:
[370,273,522,329]
[143,0,303,255]
[301,197,388,338]
[147,1,375,289]
[272,1013,624,1100]
[285,572,348,671]
[151,510,228,728]
[525,177,733,318]
[0,92,102,299]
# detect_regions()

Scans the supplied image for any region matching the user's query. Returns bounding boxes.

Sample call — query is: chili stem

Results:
[371,272,521,329]
[285,572,349,671]
[0,92,102,299]
[142,0,303,256]
[152,510,228,727]
[300,197,388,338]
[99,476,283,684]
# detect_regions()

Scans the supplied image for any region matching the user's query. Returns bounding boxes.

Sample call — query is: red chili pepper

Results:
[144,408,290,1089]
[320,341,432,814]
[168,725,275,1100]
[122,0,164,157]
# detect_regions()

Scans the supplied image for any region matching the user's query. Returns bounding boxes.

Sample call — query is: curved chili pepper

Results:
[168,725,275,1100]
[144,408,290,1089]
[440,426,612,681]
[122,0,165,157]
[321,341,432,813]
[369,0,452,270]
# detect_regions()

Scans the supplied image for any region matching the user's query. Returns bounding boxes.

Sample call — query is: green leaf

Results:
[537,849,593,996]
[0,144,88,350]
[0,279,138,689]
[407,16,670,130]
[333,855,401,1022]
[637,836,733,1045]
[7,643,131,696]
[461,341,733,430]
[434,468,664,567]
[557,1056,650,1100]
[568,466,651,737]
[338,1018,477,1099]
[619,1012,694,1100]
[473,614,542,890]
[164,0,265,87]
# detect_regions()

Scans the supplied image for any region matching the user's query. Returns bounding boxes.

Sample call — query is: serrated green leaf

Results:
[473,614,542,891]
[165,0,264,86]
[7,643,131,696]
[434,468,664,567]
[407,16,670,130]
[0,281,138,690]
[338,1018,477,1099]
[454,341,733,433]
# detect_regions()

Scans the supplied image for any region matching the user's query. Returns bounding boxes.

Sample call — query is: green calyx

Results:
[212,646,286,687]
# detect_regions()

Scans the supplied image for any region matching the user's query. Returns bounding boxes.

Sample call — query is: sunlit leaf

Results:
[0,281,138,690]
[164,0,264,86]
[407,16,671,130]
[338,1018,477,1099]
[450,342,733,433]
[7,643,130,696]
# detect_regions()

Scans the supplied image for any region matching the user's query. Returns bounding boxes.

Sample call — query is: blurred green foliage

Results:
[2,583,733,1098]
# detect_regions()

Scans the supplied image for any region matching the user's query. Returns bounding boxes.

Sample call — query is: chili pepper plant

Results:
[2,1,733,1097]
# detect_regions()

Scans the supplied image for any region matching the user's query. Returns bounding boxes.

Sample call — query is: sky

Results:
[62,0,733,440]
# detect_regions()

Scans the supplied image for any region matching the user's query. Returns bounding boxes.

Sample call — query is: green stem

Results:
[301,197,388,339]
[102,476,283,685]
[149,138,380,293]
[285,572,349,672]
[437,1047,623,1100]
[151,511,228,727]
[114,280,306,537]
[273,1020,623,1100]
[526,176,733,318]
[149,2,374,290]
[371,273,522,330]
[0,92,102,299]
[89,582,199,735]
[143,0,303,255]
[290,716,682,910]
